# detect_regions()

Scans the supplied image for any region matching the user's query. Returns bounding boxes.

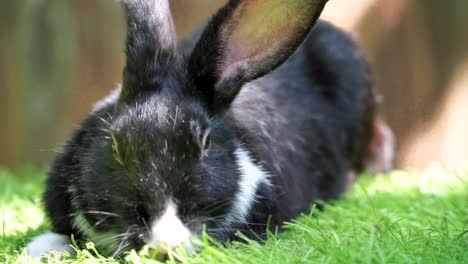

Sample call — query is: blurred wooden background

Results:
[1,0,467,170]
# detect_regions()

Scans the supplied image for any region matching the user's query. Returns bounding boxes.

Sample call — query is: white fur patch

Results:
[226,145,271,225]
[147,202,193,254]
[26,232,73,257]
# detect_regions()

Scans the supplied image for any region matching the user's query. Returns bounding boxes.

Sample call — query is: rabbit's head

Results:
[73,0,329,256]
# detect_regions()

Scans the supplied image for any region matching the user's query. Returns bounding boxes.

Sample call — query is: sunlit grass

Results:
[0,166,466,263]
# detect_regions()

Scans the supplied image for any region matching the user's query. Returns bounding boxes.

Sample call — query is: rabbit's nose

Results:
[146,202,194,257]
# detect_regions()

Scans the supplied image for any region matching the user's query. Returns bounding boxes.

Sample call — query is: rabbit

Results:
[27,0,394,258]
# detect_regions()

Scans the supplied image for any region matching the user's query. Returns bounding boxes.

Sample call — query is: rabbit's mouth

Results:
[72,201,196,257]
[144,200,195,256]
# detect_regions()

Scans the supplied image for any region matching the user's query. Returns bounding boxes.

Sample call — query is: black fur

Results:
[43,0,375,256]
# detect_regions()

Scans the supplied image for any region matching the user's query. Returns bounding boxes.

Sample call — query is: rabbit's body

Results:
[27,0,389,258]
[195,20,374,231]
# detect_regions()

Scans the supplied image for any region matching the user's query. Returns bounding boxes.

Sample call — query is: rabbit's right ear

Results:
[120,0,177,102]
[189,0,329,112]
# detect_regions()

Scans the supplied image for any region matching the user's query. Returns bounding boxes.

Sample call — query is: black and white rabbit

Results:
[27,0,394,257]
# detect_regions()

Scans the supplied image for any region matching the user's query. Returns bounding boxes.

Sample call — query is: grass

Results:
[0,166,467,264]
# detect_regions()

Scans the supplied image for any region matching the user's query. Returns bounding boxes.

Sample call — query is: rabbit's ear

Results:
[120,0,177,102]
[189,0,328,112]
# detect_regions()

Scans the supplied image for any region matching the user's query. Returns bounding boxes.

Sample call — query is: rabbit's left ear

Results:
[189,0,329,112]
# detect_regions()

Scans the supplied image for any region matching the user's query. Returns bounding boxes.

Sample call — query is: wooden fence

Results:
[1,0,467,170]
